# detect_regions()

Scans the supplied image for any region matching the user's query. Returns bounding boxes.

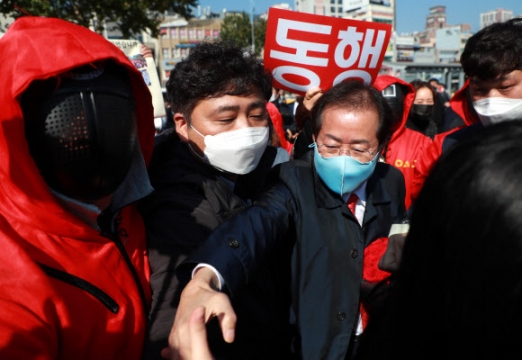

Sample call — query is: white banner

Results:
[109,40,166,118]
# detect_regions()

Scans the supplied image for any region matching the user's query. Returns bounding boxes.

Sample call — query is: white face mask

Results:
[473,97,522,126]
[189,125,269,175]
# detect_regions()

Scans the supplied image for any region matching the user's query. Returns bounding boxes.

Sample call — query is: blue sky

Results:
[198,0,522,34]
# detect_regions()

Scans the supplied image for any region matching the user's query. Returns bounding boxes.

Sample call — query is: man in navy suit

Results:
[168,80,406,360]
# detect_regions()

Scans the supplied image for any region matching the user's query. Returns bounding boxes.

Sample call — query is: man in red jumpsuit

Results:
[0,17,155,359]
[372,75,432,209]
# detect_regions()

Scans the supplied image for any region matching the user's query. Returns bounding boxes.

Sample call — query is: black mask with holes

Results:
[22,62,138,201]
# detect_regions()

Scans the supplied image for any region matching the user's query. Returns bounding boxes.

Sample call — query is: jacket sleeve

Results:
[0,298,58,360]
[0,230,59,359]
[140,187,221,356]
[178,182,298,297]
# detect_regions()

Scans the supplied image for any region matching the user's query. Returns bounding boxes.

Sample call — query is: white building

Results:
[394,34,418,63]
[435,26,472,63]
[345,0,394,28]
[295,0,394,28]
[480,9,513,29]
[294,0,326,15]
[295,0,395,60]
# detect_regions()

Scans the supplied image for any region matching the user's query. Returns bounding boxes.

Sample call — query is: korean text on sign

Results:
[264,8,392,96]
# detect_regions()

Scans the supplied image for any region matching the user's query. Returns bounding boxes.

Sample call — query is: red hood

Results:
[373,75,416,142]
[0,17,155,237]
[450,80,479,126]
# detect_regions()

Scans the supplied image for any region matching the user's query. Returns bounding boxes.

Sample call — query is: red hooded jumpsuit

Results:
[0,17,155,359]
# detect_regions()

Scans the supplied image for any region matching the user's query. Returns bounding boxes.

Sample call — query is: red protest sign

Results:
[264,8,392,96]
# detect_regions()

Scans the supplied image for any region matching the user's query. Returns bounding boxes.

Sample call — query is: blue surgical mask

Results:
[313,143,377,197]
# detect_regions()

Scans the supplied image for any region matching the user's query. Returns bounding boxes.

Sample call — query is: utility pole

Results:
[250,0,255,53]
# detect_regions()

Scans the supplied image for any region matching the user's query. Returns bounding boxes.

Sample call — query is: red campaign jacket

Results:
[373,75,432,209]
[0,17,155,359]
[411,81,479,201]
[359,76,431,310]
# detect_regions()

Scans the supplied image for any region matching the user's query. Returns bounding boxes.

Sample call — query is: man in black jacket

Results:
[168,80,407,359]
[139,42,291,359]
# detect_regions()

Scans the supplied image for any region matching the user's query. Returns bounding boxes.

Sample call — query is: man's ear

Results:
[174,113,189,143]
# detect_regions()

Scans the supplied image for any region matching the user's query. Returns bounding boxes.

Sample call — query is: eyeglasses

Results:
[317,143,379,163]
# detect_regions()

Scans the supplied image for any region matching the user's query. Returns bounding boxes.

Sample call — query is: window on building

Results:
[170,28,177,39]
[373,19,392,24]
[338,0,342,4]
[188,29,195,39]
[338,7,342,12]
[197,29,204,39]
[162,48,169,58]
[331,6,335,12]
[180,29,187,39]
[331,0,335,4]
[213,29,219,38]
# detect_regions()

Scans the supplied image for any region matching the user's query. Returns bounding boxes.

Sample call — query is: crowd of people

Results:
[1,13,522,360]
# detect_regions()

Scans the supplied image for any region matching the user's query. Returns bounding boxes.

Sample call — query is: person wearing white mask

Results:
[165,80,407,360]
[139,42,291,360]
[465,19,522,127]
[437,18,522,148]
[412,18,522,202]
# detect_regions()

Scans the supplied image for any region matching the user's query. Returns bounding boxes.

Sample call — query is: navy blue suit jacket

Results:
[179,154,406,359]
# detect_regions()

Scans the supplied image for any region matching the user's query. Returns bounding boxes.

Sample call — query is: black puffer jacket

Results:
[140,130,293,359]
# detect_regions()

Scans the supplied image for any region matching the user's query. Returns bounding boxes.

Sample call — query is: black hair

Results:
[410,79,436,100]
[461,18,522,80]
[310,80,392,145]
[166,41,272,122]
[357,121,522,359]
[408,79,445,137]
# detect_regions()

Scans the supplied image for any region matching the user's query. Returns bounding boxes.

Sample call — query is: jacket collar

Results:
[304,150,339,209]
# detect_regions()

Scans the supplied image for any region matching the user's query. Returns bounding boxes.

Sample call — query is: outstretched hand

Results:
[165,267,237,360]
[161,307,213,360]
